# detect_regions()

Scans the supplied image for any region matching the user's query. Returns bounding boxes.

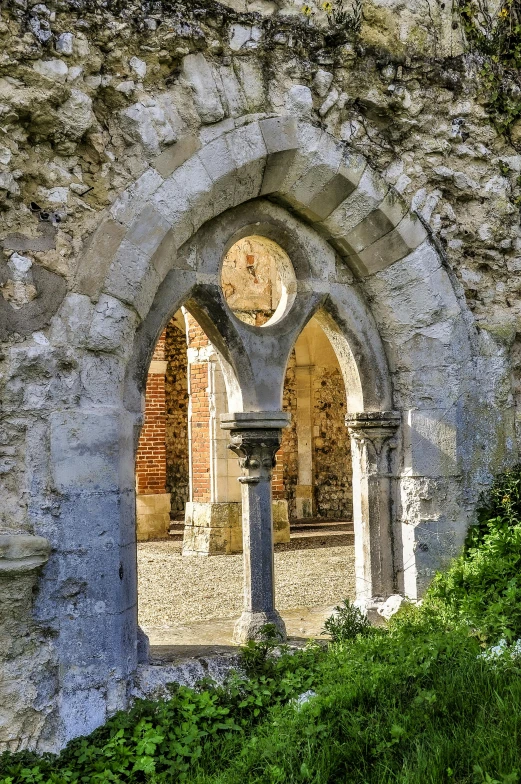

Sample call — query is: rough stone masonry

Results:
[0,0,520,755]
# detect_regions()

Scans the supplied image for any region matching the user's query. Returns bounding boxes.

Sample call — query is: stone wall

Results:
[313,365,352,519]
[164,318,190,516]
[0,0,520,753]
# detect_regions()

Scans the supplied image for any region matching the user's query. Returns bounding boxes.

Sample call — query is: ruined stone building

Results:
[1,0,521,756]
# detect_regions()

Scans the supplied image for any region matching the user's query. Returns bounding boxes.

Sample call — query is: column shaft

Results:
[222,412,290,642]
[346,412,400,606]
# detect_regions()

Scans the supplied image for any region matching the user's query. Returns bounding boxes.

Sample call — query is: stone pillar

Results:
[346,412,400,609]
[221,412,290,642]
[295,365,314,518]
[135,330,171,541]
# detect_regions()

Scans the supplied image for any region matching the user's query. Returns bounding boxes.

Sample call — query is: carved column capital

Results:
[346,411,400,449]
[221,412,290,485]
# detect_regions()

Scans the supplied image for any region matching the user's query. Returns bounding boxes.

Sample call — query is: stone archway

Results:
[2,115,498,750]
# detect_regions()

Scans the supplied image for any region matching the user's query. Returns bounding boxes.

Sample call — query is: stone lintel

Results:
[345,411,401,429]
[0,534,51,576]
[148,360,168,375]
[220,411,291,431]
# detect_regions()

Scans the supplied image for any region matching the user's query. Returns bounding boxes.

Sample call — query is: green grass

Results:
[4,467,521,783]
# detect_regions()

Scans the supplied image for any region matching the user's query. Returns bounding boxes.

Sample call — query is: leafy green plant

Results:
[456,1,521,135]
[322,598,372,642]
[322,0,362,32]
[301,0,362,34]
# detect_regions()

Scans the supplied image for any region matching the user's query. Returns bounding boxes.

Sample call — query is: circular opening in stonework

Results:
[221,236,297,327]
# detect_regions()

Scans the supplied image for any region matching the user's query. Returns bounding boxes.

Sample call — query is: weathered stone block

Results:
[181,53,224,124]
[272,499,290,543]
[152,134,202,178]
[74,218,127,298]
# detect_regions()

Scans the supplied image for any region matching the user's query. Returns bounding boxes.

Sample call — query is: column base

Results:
[182,502,242,555]
[272,499,290,544]
[136,493,171,541]
[182,501,290,554]
[233,610,287,643]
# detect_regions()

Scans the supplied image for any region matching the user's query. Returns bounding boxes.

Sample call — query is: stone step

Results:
[290,519,353,532]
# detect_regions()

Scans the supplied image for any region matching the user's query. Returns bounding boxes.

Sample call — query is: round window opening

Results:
[221,236,297,327]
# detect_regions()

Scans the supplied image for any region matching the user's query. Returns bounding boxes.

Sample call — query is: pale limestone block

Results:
[57,89,94,140]
[181,53,224,123]
[125,203,170,258]
[87,294,139,355]
[120,102,177,156]
[229,24,252,51]
[150,179,194,251]
[319,87,339,117]
[103,239,160,319]
[234,58,266,112]
[50,292,94,348]
[136,493,171,541]
[110,168,164,228]
[323,166,389,240]
[259,115,299,154]
[79,353,126,407]
[162,155,215,233]
[356,214,428,276]
[152,135,201,178]
[33,58,68,81]
[218,64,247,117]
[50,409,134,494]
[285,84,313,116]
[284,132,344,219]
[261,122,323,196]
[74,218,127,298]
[403,407,459,478]
[342,190,407,253]
[199,117,235,144]
[225,121,267,206]
[312,69,333,97]
[272,499,290,543]
[0,534,50,574]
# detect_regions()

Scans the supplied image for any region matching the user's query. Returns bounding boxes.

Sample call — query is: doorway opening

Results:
[135,238,356,655]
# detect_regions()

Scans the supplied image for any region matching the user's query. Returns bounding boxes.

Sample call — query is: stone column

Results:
[346,412,400,608]
[221,412,290,642]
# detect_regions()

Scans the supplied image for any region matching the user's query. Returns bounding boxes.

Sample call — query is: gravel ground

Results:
[137,537,355,627]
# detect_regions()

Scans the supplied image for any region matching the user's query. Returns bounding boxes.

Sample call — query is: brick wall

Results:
[135,331,167,495]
